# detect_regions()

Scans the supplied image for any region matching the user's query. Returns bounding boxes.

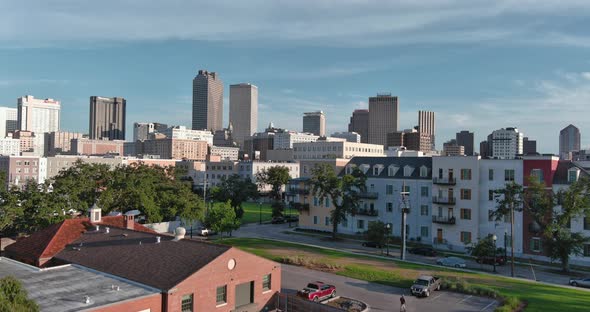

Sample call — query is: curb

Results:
[324,296,370,312]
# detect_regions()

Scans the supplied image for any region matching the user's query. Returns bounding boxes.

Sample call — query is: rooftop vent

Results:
[105,227,110,234]
[95,225,100,231]
[84,296,90,304]
[111,285,120,291]
[173,227,186,241]
[156,236,161,244]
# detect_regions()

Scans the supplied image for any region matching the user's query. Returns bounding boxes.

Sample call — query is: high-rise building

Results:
[302,111,326,137]
[456,130,474,156]
[523,137,537,155]
[45,131,85,156]
[386,129,432,152]
[368,94,398,146]
[229,83,258,147]
[442,139,465,156]
[348,109,369,143]
[559,124,581,160]
[418,111,435,148]
[489,127,523,159]
[89,96,126,141]
[0,107,17,138]
[192,70,223,131]
[133,122,168,142]
[17,95,60,134]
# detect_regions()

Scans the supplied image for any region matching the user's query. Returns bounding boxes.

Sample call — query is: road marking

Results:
[458,295,473,304]
[480,300,496,311]
[432,294,442,300]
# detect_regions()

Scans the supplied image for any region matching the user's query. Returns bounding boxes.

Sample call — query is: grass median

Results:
[219,237,590,312]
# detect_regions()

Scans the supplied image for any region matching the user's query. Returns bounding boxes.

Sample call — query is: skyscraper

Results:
[368,94,398,146]
[89,96,126,140]
[229,83,258,146]
[559,124,581,160]
[489,127,523,159]
[302,111,326,137]
[0,107,17,138]
[192,70,223,132]
[418,110,435,148]
[17,95,60,134]
[523,137,537,155]
[348,109,369,143]
[456,130,474,156]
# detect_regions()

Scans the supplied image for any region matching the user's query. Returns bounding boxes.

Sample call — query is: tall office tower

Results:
[368,94,398,147]
[523,137,537,155]
[489,127,523,159]
[559,124,581,160]
[302,111,326,137]
[89,96,126,140]
[0,107,17,138]
[456,130,474,156]
[348,109,369,143]
[17,95,60,134]
[133,122,168,142]
[229,83,258,146]
[192,70,223,132]
[418,110,435,148]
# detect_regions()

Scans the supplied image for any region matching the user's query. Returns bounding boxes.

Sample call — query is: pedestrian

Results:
[400,294,407,312]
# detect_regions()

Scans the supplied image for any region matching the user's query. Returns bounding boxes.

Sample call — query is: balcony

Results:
[432,196,456,205]
[359,192,379,199]
[432,216,456,225]
[356,208,379,217]
[433,177,456,185]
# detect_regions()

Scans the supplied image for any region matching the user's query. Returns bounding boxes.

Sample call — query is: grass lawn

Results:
[231,202,298,224]
[219,238,590,312]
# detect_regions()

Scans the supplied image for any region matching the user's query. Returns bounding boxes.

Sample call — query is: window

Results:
[531,169,544,183]
[182,294,194,312]
[420,205,429,216]
[357,220,365,230]
[460,208,471,220]
[460,231,472,243]
[584,244,590,257]
[325,198,330,207]
[313,197,318,206]
[530,238,542,252]
[373,167,379,175]
[488,190,494,201]
[216,285,227,305]
[504,169,515,181]
[568,169,579,183]
[460,189,471,200]
[584,217,590,230]
[370,184,375,191]
[489,169,494,181]
[386,202,393,212]
[325,216,330,226]
[420,166,428,177]
[263,274,272,291]
[421,186,428,197]
[386,184,394,195]
[460,169,472,180]
[421,226,429,237]
[313,216,318,224]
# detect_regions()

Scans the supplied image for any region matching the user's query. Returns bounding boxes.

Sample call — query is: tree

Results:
[466,235,501,268]
[16,180,68,233]
[367,221,387,251]
[210,174,258,219]
[204,201,241,238]
[0,276,39,312]
[256,166,290,201]
[310,164,367,239]
[493,181,524,277]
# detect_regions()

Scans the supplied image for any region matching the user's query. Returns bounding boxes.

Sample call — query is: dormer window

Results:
[345,165,356,175]
[568,168,580,183]
[420,166,428,177]
[388,165,399,177]
[372,165,384,176]
[403,165,414,177]
[360,164,370,174]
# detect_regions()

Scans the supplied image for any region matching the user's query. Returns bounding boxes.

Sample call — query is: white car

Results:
[197,227,210,236]
[436,256,467,268]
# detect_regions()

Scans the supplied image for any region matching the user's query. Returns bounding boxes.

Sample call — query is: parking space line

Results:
[458,295,473,304]
[431,294,442,300]
[480,301,496,311]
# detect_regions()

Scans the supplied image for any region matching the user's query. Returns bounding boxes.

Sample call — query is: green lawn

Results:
[219,238,590,312]
[234,202,298,224]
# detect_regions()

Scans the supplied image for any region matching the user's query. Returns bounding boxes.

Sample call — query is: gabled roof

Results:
[553,160,590,185]
[343,156,432,179]
[55,227,231,290]
[4,216,156,267]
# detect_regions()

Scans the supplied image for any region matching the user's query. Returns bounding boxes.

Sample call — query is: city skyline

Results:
[1,1,590,152]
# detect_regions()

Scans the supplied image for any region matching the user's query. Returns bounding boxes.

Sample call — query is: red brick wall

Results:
[90,293,162,312]
[167,247,281,312]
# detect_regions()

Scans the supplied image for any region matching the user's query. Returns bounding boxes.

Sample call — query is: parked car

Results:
[408,247,437,257]
[297,281,336,302]
[569,277,590,288]
[476,255,506,266]
[271,216,285,224]
[196,227,210,236]
[361,241,383,248]
[410,275,441,297]
[436,256,467,268]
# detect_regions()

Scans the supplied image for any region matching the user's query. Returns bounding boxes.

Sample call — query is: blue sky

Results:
[1,1,590,153]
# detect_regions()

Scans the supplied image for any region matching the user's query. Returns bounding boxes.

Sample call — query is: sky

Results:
[1,0,590,153]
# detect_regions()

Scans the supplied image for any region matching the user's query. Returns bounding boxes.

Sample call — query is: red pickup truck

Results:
[297,281,336,302]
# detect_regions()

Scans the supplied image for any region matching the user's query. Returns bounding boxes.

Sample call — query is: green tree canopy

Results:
[0,276,39,312]
[204,201,241,238]
[367,221,387,249]
[256,166,290,201]
[210,174,258,219]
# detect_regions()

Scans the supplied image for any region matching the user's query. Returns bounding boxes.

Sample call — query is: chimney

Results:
[124,215,134,230]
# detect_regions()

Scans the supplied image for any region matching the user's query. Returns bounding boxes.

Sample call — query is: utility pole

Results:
[400,181,410,261]
[510,203,515,278]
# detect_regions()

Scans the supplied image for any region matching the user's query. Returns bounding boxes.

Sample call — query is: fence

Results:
[264,292,343,312]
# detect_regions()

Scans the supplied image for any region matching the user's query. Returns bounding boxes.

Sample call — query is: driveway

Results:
[281,264,499,312]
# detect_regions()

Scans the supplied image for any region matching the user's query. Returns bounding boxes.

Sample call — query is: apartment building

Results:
[293,141,384,160]
[0,156,47,188]
[161,125,214,145]
[239,161,300,193]
[273,131,319,149]
[210,146,239,161]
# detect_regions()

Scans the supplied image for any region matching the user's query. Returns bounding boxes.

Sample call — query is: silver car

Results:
[436,256,467,268]
[569,277,590,288]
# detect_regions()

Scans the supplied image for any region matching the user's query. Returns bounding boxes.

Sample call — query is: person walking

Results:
[400,294,407,312]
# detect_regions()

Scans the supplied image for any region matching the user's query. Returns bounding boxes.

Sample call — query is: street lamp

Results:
[492,234,498,273]
[385,223,391,256]
[504,230,508,262]
[259,200,263,225]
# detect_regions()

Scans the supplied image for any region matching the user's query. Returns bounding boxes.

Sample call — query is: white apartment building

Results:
[293,141,384,160]
[0,107,17,138]
[238,161,300,193]
[17,95,60,134]
[0,138,20,156]
[274,131,319,150]
[330,132,361,143]
[161,126,214,146]
[491,127,524,159]
[210,146,239,161]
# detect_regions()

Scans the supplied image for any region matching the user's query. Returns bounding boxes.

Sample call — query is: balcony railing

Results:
[432,216,456,225]
[356,209,379,217]
[359,192,379,199]
[433,177,456,185]
[432,196,456,205]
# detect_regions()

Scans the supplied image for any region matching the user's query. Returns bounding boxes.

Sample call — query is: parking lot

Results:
[282,264,499,312]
